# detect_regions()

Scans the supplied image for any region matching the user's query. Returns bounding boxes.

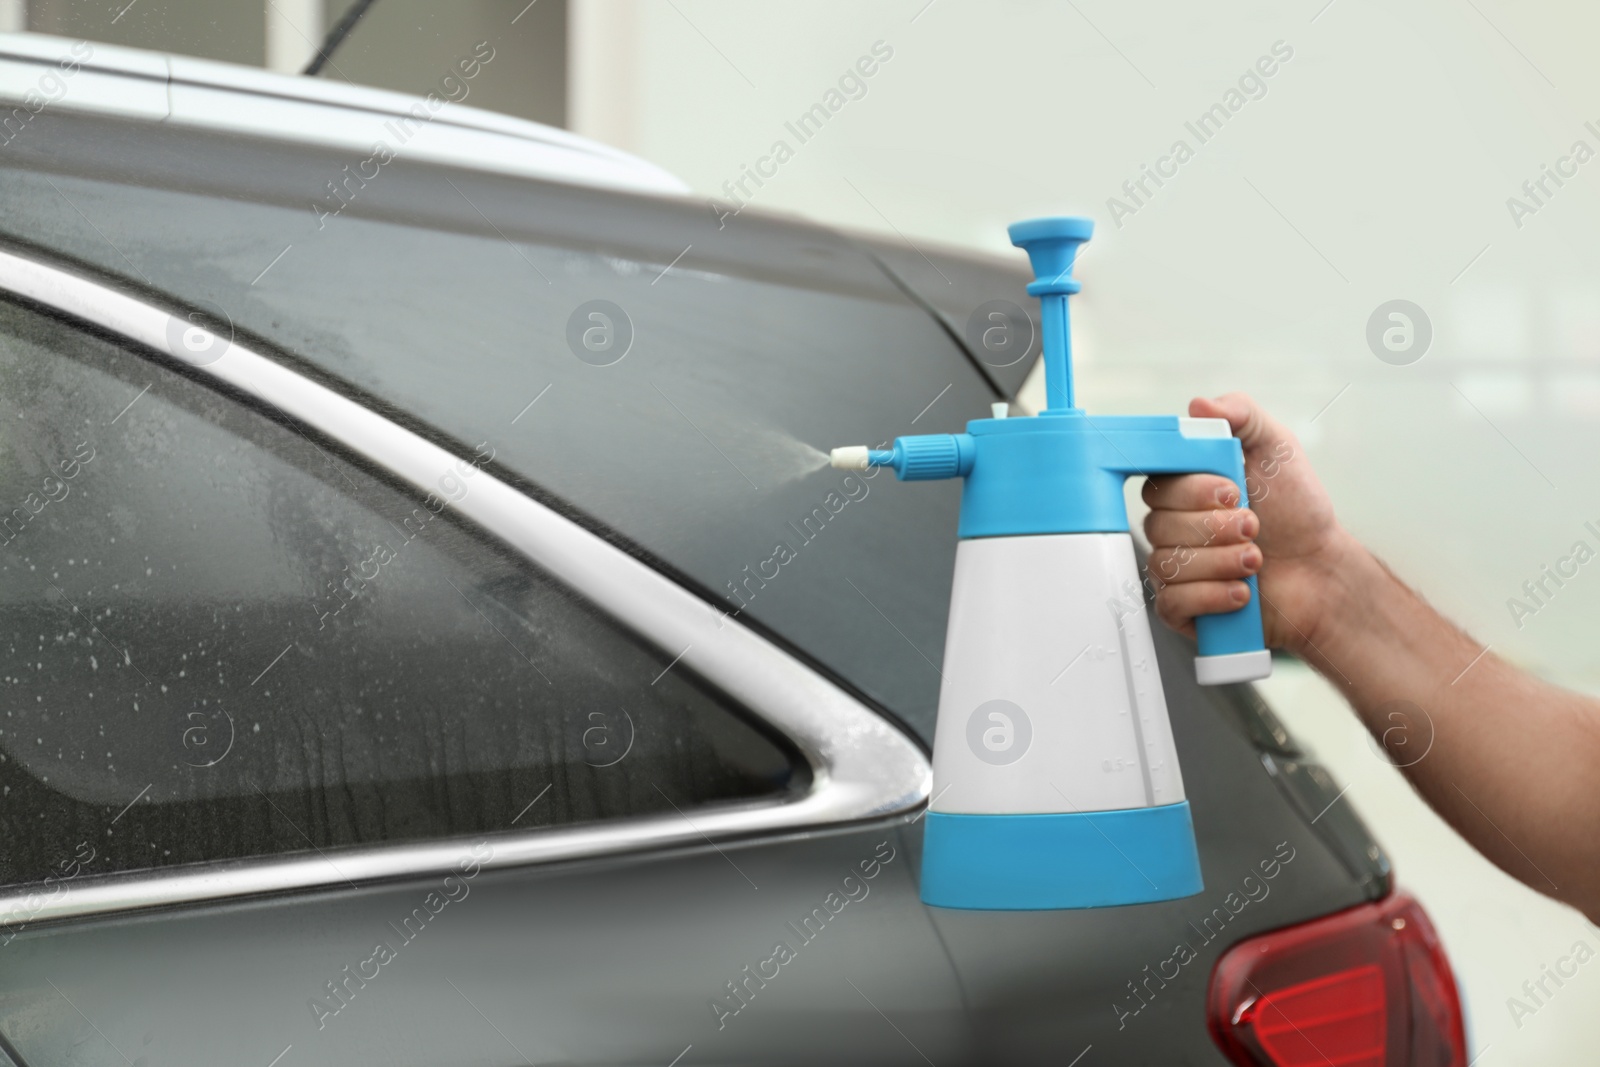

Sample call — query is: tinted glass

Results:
[0,117,1001,741]
[0,298,798,887]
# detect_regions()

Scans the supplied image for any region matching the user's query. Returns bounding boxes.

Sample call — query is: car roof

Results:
[0,32,1053,399]
[0,31,690,197]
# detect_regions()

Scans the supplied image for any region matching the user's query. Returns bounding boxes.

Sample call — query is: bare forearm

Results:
[1296,534,1600,918]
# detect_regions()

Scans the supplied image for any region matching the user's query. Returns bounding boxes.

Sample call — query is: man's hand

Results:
[1144,393,1600,921]
[1142,393,1353,657]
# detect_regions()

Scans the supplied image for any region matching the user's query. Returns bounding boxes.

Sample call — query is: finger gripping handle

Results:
[1188,441,1271,685]
[1136,423,1272,685]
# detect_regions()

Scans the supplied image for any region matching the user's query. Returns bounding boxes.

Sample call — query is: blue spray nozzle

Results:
[1008,216,1094,414]
[830,435,976,481]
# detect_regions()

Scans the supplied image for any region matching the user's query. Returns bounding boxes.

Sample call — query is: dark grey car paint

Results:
[853,233,1041,401]
[0,106,1388,1065]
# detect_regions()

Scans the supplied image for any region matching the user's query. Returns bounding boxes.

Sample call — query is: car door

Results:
[0,261,962,1066]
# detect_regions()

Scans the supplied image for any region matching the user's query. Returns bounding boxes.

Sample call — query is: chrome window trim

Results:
[0,248,930,927]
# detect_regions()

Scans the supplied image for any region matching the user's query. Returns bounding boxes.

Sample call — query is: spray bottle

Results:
[832,217,1271,910]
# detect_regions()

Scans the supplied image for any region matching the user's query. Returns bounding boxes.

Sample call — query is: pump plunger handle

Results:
[1007,217,1093,413]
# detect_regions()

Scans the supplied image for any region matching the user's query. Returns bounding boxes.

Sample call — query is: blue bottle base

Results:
[919,802,1204,910]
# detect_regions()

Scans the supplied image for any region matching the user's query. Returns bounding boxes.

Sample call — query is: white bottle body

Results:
[928,532,1185,816]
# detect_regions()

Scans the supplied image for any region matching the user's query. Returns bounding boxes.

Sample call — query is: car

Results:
[0,31,1463,1066]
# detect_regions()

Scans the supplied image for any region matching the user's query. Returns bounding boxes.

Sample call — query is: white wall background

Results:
[570,2,1600,1062]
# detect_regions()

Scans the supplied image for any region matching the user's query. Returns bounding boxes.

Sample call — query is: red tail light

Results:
[1208,893,1466,1067]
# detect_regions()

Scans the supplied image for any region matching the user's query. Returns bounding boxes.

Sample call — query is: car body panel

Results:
[0,826,968,1066]
[851,232,1042,401]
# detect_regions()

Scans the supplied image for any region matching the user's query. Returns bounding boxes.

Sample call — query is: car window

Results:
[0,123,1000,743]
[0,297,800,888]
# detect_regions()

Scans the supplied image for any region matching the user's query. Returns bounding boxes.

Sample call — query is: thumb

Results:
[1189,392,1280,454]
